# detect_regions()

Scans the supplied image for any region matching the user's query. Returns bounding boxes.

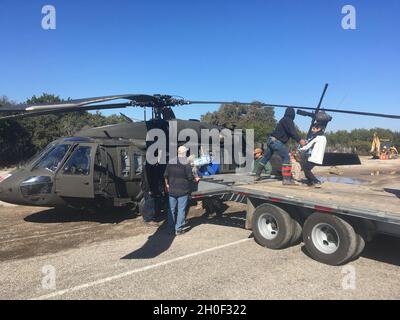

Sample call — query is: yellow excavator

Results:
[370,132,381,159]
[371,132,398,159]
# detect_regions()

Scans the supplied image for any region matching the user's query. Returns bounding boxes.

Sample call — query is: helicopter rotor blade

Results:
[187,101,400,119]
[24,94,158,111]
[0,103,133,121]
[0,93,165,121]
[0,103,30,113]
[305,107,400,119]
[0,94,156,113]
[1,94,399,121]
[0,94,185,121]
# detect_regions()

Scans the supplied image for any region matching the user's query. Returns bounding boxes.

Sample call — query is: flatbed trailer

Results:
[192,174,400,265]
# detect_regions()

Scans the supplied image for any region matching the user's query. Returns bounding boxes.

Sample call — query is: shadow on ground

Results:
[122,210,247,260]
[361,234,400,266]
[384,188,400,199]
[24,207,139,224]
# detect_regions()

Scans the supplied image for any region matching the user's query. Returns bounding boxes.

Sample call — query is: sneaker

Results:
[313,181,323,188]
[175,230,185,236]
[305,180,314,187]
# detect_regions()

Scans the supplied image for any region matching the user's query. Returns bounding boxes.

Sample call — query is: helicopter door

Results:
[54,143,97,198]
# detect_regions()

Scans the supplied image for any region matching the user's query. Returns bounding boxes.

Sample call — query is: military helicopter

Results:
[0,86,399,211]
[0,94,245,211]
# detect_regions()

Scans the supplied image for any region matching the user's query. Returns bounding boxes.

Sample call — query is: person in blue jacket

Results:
[198,154,220,177]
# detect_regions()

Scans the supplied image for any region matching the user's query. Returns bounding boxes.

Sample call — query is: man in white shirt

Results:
[299,124,327,188]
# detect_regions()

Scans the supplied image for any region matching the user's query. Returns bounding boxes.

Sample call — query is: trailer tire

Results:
[303,213,357,265]
[252,203,294,249]
[290,218,303,246]
[352,233,366,260]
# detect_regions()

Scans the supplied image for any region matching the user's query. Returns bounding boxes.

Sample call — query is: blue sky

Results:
[0,0,399,131]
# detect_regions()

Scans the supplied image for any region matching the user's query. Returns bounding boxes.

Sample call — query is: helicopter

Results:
[0,86,399,211]
[0,94,246,211]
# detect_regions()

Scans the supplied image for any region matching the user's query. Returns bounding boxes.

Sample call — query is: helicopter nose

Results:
[0,174,21,205]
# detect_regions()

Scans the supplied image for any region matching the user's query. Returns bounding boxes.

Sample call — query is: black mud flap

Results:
[265,152,361,169]
[322,153,361,166]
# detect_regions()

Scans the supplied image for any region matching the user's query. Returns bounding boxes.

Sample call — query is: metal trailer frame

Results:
[191,175,400,265]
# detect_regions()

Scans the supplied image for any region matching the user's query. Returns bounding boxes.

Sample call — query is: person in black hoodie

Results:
[141,161,165,225]
[255,107,305,185]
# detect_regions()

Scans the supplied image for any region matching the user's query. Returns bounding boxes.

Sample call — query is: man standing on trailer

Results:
[255,107,306,184]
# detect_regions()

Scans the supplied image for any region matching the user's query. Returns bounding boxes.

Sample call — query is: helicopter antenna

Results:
[103,130,112,139]
[119,112,134,123]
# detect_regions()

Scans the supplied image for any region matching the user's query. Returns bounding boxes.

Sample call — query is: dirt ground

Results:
[0,202,228,262]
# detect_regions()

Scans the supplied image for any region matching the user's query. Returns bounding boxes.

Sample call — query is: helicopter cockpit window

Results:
[33,144,71,172]
[120,149,130,177]
[133,153,143,175]
[62,146,91,176]
[27,142,56,167]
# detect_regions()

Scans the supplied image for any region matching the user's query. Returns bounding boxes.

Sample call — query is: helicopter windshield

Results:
[25,141,56,167]
[33,144,71,172]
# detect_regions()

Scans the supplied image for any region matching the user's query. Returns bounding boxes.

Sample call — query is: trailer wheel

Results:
[252,203,294,249]
[350,223,367,260]
[303,213,357,265]
[290,218,303,246]
[352,233,366,260]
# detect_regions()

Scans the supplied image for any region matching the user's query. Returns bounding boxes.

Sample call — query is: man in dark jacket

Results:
[164,146,199,235]
[255,107,305,185]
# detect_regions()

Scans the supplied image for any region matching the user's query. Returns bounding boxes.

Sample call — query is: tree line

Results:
[0,94,129,167]
[325,128,400,154]
[1,94,398,167]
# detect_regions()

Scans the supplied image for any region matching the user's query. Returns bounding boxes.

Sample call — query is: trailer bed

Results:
[193,174,400,226]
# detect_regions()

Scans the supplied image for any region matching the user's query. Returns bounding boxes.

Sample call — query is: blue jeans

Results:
[168,195,188,232]
[260,137,290,166]
[142,193,155,222]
